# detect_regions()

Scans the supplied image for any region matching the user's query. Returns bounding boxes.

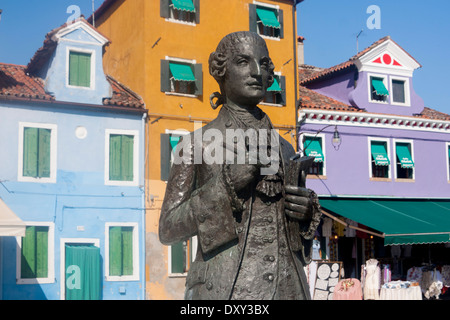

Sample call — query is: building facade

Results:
[92,0,303,299]
[0,19,147,299]
[298,36,450,278]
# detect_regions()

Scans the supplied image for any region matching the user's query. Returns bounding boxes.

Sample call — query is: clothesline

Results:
[321,209,385,239]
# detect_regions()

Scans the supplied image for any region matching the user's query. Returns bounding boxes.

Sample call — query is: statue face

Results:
[222,40,272,107]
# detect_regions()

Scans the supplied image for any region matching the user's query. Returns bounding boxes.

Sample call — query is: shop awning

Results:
[171,0,196,12]
[319,197,450,246]
[371,142,390,166]
[371,78,389,96]
[0,198,26,237]
[256,7,281,29]
[396,143,414,168]
[304,138,324,162]
[169,62,196,82]
[267,77,282,92]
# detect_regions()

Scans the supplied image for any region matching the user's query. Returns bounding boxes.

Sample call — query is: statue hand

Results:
[284,185,313,222]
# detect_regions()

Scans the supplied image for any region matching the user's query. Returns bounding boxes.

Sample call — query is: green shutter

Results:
[121,227,134,276]
[35,226,48,278]
[171,241,185,274]
[38,129,51,178]
[161,134,171,181]
[21,226,48,279]
[23,127,38,177]
[109,135,134,182]
[109,227,122,276]
[121,135,134,181]
[69,51,91,88]
[21,226,37,278]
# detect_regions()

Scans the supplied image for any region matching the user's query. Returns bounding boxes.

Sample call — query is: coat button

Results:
[206,282,213,290]
[225,121,232,127]
[197,214,206,223]
[264,273,274,282]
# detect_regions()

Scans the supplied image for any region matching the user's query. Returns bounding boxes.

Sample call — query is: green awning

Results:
[171,0,195,12]
[267,77,282,92]
[169,62,196,82]
[371,142,390,166]
[320,197,450,245]
[169,135,180,152]
[304,138,324,163]
[371,78,389,96]
[396,143,414,168]
[256,7,281,29]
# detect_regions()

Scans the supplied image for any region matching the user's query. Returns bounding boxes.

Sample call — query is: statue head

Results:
[208,31,275,109]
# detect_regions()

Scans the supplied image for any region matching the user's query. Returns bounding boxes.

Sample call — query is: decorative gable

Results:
[355,37,421,78]
[29,18,112,105]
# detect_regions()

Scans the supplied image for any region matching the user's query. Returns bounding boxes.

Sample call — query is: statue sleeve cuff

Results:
[299,190,322,240]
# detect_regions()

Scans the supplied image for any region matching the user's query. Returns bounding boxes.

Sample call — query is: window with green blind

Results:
[109,134,134,182]
[109,226,134,277]
[69,51,91,88]
[23,127,51,178]
[21,226,49,279]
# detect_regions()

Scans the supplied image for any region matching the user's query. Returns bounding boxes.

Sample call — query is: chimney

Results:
[297,36,305,66]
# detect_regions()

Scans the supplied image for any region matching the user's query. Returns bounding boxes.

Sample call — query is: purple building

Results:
[298,36,450,280]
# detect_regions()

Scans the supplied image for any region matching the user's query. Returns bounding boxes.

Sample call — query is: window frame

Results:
[161,129,190,182]
[368,137,391,180]
[168,236,198,277]
[161,0,199,25]
[367,73,389,104]
[66,47,95,90]
[105,129,140,186]
[393,139,415,181]
[18,122,57,183]
[250,1,283,40]
[16,222,55,285]
[301,133,327,178]
[161,57,203,98]
[261,72,286,107]
[105,222,140,281]
[390,75,411,107]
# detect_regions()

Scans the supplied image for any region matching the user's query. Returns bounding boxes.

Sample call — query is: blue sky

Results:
[0,0,449,115]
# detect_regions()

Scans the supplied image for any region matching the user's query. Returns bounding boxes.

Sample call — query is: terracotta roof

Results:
[0,63,54,101]
[298,84,362,113]
[419,107,450,121]
[0,63,144,109]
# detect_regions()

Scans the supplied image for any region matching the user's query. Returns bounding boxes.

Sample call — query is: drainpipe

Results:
[292,1,303,151]
[141,111,147,300]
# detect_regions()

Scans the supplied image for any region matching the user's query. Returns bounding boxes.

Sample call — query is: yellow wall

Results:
[96,0,299,300]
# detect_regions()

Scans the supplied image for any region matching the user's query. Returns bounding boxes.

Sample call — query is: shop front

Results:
[306,197,450,300]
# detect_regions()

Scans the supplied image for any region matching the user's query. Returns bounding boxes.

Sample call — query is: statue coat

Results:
[159,106,321,300]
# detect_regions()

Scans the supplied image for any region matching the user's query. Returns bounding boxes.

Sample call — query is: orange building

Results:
[93,0,303,299]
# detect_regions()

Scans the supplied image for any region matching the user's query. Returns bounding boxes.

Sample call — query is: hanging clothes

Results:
[344,219,357,237]
[322,217,333,238]
[364,259,380,300]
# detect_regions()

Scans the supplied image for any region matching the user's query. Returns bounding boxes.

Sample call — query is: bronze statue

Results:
[159,31,321,300]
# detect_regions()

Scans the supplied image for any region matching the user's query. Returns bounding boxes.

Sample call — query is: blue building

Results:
[0,18,147,300]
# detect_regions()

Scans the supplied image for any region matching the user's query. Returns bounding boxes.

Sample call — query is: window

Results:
[302,135,325,176]
[262,75,286,106]
[160,0,200,24]
[160,131,189,181]
[68,50,92,88]
[169,237,197,276]
[369,139,390,179]
[390,76,410,106]
[249,3,284,39]
[161,59,203,96]
[369,75,388,103]
[18,123,57,183]
[106,223,139,281]
[105,130,139,186]
[17,222,54,284]
[394,141,414,180]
